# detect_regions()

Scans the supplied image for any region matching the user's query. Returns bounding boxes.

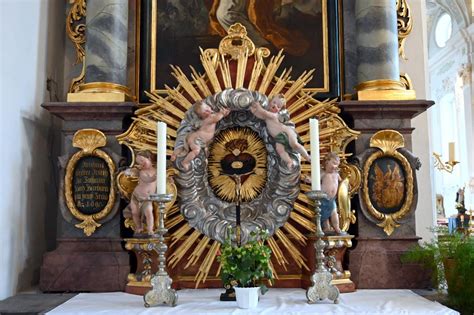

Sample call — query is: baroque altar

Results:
[39,0,432,298]
[116,23,360,293]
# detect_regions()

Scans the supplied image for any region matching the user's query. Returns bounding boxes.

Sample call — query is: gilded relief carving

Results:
[396,0,413,60]
[370,161,405,210]
[66,0,87,93]
[360,130,416,236]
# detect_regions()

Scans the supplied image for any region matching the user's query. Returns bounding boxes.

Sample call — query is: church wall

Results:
[0,0,65,300]
[427,4,473,221]
[398,0,436,241]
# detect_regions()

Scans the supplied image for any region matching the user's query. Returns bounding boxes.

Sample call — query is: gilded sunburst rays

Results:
[117,24,360,287]
[208,128,267,203]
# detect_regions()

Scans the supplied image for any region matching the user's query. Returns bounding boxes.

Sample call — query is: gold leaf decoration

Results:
[208,128,267,203]
[377,215,400,236]
[67,0,87,92]
[397,0,413,60]
[370,130,405,154]
[73,129,107,153]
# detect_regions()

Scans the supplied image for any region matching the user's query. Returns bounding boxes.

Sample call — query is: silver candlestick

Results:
[305,190,340,304]
[144,193,178,307]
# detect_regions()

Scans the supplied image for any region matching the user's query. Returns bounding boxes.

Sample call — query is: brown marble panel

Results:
[348,238,431,289]
[40,239,129,292]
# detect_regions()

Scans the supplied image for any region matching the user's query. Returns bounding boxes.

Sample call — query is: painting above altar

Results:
[138,0,341,101]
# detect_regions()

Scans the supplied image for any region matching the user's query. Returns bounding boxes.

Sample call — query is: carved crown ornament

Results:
[116,23,360,286]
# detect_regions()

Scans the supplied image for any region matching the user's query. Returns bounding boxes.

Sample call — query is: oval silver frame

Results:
[173,89,301,244]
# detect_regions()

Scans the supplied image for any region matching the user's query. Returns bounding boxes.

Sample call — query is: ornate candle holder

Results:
[143,193,178,307]
[305,190,340,304]
[433,152,459,173]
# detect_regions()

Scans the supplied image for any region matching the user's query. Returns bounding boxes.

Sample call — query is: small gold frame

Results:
[361,130,414,236]
[64,129,116,236]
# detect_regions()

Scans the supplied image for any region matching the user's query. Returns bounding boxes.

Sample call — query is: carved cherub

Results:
[124,151,156,237]
[250,94,310,169]
[171,100,230,170]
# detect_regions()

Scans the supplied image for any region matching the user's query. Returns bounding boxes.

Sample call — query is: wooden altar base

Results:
[40,239,129,292]
[124,238,163,295]
[124,235,356,294]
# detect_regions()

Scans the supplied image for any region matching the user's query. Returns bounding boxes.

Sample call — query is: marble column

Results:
[85,0,128,86]
[355,0,399,84]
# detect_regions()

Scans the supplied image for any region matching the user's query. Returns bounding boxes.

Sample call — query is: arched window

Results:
[434,13,452,48]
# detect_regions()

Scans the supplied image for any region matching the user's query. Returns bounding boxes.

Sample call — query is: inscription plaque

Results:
[73,156,111,215]
[64,129,116,236]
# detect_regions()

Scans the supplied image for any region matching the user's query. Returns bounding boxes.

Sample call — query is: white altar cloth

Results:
[47,288,458,315]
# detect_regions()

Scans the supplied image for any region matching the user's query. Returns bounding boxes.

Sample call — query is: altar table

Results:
[47,288,458,315]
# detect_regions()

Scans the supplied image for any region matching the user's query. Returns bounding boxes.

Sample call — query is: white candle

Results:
[448,142,455,162]
[310,119,321,190]
[156,121,167,194]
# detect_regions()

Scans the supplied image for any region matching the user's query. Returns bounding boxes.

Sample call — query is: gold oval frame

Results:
[64,129,116,236]
[361,132,414,236]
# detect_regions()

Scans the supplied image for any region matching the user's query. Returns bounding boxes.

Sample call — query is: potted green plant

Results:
[401,227,474,314]
[218,228,274,309]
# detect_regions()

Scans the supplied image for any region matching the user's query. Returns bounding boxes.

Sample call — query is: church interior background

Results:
[0,0,473,313]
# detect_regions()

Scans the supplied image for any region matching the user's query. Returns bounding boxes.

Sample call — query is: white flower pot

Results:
[234,287,260,309]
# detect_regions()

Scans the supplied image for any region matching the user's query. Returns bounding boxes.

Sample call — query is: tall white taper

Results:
[310,119,321,190]
[156,121,167,194]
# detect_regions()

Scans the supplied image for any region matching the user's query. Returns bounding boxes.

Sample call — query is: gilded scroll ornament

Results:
[337,178,356,232]
[400,73,414,90]
[339,161,362,197]
[396,0,413,60]
[64,129,116,236]
[66,0,87,93]
[361,130,414,236]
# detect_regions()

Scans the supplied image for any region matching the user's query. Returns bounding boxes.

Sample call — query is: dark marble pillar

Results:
[339,100,434,289]
[355,0,399,84]
[85,0,128,86]
[39,102,134,292]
